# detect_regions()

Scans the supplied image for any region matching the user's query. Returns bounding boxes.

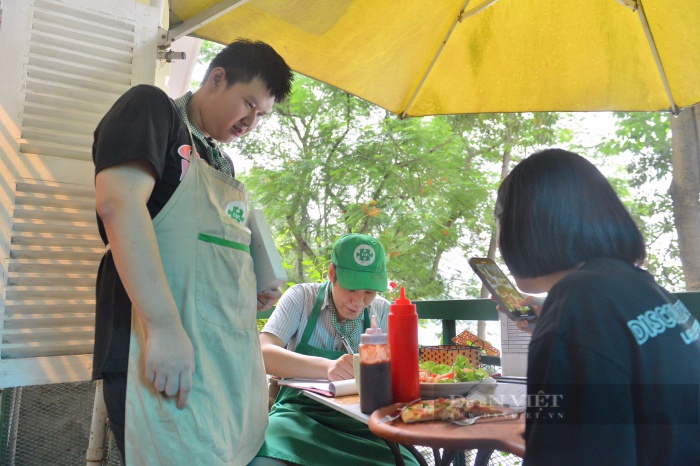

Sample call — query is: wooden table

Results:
[304,381,527,466]
[368,404,525,466]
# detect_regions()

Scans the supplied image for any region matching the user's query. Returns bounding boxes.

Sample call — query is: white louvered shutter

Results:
[0,0,161,387]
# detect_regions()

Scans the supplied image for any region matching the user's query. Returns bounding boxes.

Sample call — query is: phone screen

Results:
[469,258,536,320]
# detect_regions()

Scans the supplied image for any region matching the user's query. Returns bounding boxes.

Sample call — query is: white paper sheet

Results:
[277,378,358,397]
[468,379,527,407]
[499,313,531,377]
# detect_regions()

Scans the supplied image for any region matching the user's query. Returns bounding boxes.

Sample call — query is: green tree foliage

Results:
[597,112,683,288]
[193,40,680,295]
[190,40,224,88]
[197,39,222,65]
[229,74,564,299]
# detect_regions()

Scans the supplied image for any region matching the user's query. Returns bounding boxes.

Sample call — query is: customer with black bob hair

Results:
[496,148,645,279]
[495,149,700,465]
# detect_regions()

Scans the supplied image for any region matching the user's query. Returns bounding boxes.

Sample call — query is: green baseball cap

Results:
[331,233,388,292]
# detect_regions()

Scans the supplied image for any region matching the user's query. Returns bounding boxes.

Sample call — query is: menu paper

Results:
[467,379,527,407]
[499,313,531,377]
[249,209,288,291]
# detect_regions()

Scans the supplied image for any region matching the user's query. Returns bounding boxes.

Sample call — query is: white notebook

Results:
[248,209,288,291]
[277,378,358,397]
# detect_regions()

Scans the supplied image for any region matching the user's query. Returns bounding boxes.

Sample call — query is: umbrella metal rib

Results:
[401,0,473,119]
[400,0,501,119]
[636,0,678,115]
[167,0,250,46]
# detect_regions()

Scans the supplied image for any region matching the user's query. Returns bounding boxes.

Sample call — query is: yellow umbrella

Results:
[165,0,700,117]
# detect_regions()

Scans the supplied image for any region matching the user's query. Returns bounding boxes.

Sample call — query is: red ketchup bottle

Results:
[359,315,392,414]
[388,286,420,403]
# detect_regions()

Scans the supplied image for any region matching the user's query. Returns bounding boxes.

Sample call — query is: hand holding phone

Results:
[509,295,544,334]
[468,257,537,321]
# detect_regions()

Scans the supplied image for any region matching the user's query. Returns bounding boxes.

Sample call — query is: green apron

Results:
[124,130,268,465]
[256,282,419,466]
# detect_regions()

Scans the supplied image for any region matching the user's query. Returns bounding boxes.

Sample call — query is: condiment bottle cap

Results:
[389,286,416,314]
[361,315,387,344]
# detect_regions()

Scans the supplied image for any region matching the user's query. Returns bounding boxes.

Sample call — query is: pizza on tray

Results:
[400,398,502,424]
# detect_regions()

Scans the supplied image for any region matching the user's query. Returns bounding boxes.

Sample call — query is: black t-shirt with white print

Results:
[92,85,233,378]
[523,257,700,465]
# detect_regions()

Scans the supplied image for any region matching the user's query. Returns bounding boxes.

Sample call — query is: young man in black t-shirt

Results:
[92,40,292,460]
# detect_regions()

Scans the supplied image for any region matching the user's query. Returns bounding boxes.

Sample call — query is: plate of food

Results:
[400,398,505,424]
[419,355,496,398]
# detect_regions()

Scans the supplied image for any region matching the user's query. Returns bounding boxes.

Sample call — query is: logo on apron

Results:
[354,244,375,266]
[224,201,246,223]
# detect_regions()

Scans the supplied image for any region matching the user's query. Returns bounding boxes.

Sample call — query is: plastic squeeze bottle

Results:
[359,315,392,414]
[388,286,420,403]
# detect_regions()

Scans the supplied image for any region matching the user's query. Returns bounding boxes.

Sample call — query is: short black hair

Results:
[202,39,293,102]
[495,148,646,278]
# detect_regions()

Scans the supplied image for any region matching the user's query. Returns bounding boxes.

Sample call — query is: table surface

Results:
[303,392,370,425]
[304,380,527,457]
[305,380,527,460]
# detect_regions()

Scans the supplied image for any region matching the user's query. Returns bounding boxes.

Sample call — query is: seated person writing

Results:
[494,148,700,465]
[251,234,418,466]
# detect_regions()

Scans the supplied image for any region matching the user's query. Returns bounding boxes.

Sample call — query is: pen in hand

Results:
[338,333,354,354]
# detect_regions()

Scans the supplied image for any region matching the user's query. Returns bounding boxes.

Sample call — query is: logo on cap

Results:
[354,244,375,266]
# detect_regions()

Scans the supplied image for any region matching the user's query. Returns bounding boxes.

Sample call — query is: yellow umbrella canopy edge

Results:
[641,0,700,110]
[168,0,700,117]
[409,0,672,116]
[171,0,469,116]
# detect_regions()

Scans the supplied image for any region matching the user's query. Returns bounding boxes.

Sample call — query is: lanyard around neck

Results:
[175,93,232,175]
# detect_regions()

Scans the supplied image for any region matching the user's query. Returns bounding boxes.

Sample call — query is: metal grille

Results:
[412,446,522,466]
[103,429,123,466]
[0,381,121,465]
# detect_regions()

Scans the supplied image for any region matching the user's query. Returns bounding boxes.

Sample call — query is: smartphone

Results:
[468,257,537,321]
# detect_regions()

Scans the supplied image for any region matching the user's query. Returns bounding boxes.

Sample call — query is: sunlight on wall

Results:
[0,103,19,272]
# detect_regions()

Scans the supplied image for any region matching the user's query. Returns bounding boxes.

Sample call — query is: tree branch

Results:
[287,213,317,259]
